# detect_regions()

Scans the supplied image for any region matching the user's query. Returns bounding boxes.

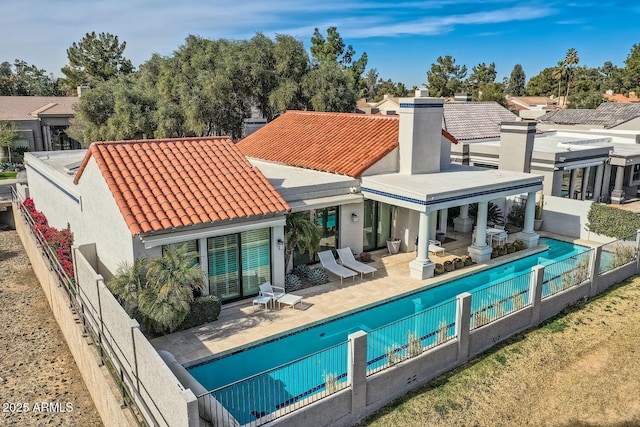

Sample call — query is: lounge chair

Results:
[428,239,445,256]
[317,250,358,284]
[336,247,377,279]
[258,282,286,308]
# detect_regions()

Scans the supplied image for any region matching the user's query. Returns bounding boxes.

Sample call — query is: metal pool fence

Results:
[199,341,349,426]
[365,299,457,375]
[469,271,531,330]
[542,249,593,298]
[599,234,638,274]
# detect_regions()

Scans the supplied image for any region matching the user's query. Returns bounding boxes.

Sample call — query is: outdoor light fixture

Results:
[351,213,358,223]
[277,238,285,250]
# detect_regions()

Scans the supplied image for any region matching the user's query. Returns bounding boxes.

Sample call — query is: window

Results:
[241,229,270,297]
[207,235,239,301]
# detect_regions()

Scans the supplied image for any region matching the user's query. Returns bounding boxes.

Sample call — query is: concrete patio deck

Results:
[150,230,595,366]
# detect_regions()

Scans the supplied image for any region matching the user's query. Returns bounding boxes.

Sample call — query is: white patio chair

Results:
[336,247,377,279]
[317,250,358,284]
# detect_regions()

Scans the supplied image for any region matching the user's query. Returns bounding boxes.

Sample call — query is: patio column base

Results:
[516,231,540,249]
[468,244,492,263]
[610,189,624,205]
[409,259,435,280]
[453,216,473,233]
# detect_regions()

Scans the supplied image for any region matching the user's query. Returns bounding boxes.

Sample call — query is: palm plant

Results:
[138,244,204,333]
[284,212,321,273]
[107,257,149,316]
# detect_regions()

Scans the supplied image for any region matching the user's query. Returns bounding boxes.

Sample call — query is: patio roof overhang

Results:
[361,164,544,213]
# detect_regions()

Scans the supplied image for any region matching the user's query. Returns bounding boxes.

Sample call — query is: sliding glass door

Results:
[363,200,392,251]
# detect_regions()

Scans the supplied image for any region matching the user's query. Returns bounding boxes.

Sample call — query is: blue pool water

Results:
[188,238,588,422]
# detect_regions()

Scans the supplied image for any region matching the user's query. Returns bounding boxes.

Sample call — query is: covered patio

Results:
[362,164,544,279]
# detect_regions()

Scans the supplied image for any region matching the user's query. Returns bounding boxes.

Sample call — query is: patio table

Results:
[276,294,303,310]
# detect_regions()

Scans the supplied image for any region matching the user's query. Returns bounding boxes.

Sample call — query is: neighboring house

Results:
[603,90,639,103]
[506,96,562,120]
[238,89,544,279]
[24,137,290,304]
[0,96,80,152]
[537,102,640,131]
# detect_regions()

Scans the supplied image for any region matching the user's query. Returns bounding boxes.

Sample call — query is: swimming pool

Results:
[188,238,589,422]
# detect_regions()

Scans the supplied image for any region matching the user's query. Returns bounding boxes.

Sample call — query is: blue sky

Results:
[2,1,638,88]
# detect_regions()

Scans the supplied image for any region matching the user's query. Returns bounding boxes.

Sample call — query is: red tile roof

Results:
[237,110,456,178]
[74,137,289,235]
[238,111,398,177]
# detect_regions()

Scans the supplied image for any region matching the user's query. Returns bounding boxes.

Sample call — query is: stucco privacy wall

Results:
[542,195,616,243]
[13,206,137,427]
[73,243,198,427]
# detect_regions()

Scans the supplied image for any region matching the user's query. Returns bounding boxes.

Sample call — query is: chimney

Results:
[499,121,536,173]
[77,85,90,97]
[398,87,444,175]
[454,92,472,102]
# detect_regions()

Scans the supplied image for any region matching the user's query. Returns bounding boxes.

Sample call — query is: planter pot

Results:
[534,219,543,231]
[387,239,401,255]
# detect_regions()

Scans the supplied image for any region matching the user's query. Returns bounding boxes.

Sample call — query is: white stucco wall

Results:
[74,157,135,278]
[543,196,613,243]
[339,201,365,254]
[362,148,398,176]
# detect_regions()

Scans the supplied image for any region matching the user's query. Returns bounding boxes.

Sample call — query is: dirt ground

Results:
[362,274,640,427]
[0,230,102,426]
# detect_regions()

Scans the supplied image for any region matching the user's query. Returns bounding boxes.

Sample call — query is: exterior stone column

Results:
[611,165,626,204]
[468,201,492,263]
[592,164,604,202]
[410,212,435,280]
[454,204,473,233]
[517,191,540,248]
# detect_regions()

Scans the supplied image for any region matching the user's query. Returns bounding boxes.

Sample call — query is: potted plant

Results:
[506,242,515,254]
[497,245,507,256]
[462,255,473,266]
[534,194,544,230]
[513,239,525,251]
[453,257,464,269]
[434,263,445,275]
[443,260,454,272]
[387,238,401,255]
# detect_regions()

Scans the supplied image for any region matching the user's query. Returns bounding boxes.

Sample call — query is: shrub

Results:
[284,273,303,292]
[293,263,310,279]
[612,243,636,268]
[497,245,507,256]
[462,255,473,266]
[308,267,329,286]
[507,202,526,228]
[586,203,640,239]
[513,239,525,251]
[491,248,498,259]
[176,295,221,331]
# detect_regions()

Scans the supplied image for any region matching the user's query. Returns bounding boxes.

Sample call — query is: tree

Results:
[0,121,18,162]
[0,60,61,96]
[107,257,149,317]
[60,32,133,94]
[624,43,640,92]
[477,82,506,105]
[466,62,496,94]
[426,55,467,98]
[599,61,624,93]
[308,27,366,111]
[563,48,580,101]
[284,212,321,273]
[526,67,558,96]
[269,34,310,113]
[138,244,204,333]
[507,64,526,96]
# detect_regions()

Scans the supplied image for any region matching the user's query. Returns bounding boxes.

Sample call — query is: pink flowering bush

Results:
[20,197,75,278]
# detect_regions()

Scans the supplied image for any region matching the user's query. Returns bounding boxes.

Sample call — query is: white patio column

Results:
[517,191,540,248]
[410,212,435,280]
[454,204,473,233]
[468,201,492,263]
[570,169,580,198]
[580,167,591,200]
[601,163,612,202]
[437,208,448,236]
[611,165,625,204]
[592,164,604,202]
[199,238,209,295]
